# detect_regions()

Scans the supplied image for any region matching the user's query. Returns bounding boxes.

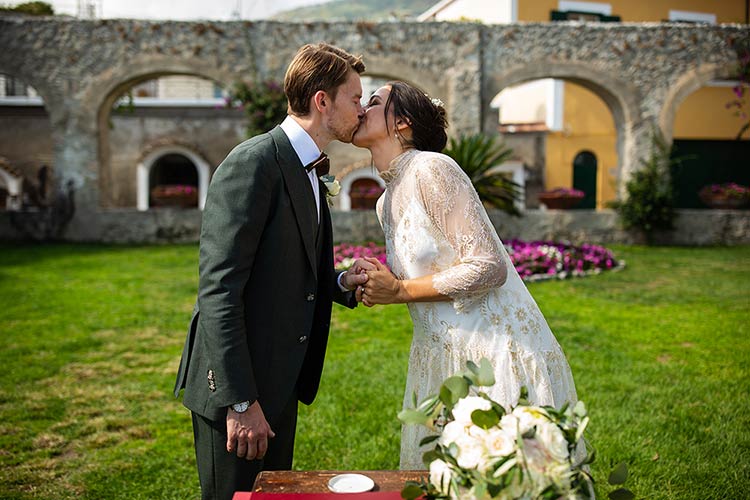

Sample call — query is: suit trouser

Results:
[191,393,298,500]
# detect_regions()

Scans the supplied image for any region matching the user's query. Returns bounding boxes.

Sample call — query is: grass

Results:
[0,243,748,499]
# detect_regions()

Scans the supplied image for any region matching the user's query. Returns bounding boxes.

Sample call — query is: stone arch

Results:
[361,55,447,106]
[659,62,735,142]
[483,61,640,195]
[83,56,247,207]
[136,140,211,211]
[337,160,386,211]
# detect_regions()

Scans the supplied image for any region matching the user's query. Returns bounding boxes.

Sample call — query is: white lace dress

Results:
[375,149,579,470]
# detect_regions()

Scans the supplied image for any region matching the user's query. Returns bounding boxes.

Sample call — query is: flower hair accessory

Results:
[429,97,444,108]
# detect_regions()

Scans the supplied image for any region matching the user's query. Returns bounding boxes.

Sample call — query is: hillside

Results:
[271,0,436,22]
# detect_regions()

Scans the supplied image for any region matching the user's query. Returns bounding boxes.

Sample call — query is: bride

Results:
[351,81,579,470]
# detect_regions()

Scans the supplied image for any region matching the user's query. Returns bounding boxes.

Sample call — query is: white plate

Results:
[327,473,375,493]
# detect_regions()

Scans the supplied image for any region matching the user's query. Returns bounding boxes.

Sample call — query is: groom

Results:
[174,43,373,500]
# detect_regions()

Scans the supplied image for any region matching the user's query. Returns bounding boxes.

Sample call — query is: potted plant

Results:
[538,187,585,209]
[698,183,750,209]
[150,184,198,208]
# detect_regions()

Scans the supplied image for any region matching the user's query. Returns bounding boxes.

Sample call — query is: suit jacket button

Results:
[298,335,307,343]
[306,293,315,301]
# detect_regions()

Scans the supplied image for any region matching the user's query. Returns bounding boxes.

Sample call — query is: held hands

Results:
[226,401,275,461]
[355,257,403,307]
[340,258,377,291]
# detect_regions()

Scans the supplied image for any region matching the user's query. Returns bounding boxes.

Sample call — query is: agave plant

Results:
[443,134,522,216]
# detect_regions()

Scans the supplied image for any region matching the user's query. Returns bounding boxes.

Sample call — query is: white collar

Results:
[280,116,322,168]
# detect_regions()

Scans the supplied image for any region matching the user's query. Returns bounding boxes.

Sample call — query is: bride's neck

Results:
[370,140,411,174]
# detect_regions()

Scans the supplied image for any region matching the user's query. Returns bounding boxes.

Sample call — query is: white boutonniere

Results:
[320,174,341,206]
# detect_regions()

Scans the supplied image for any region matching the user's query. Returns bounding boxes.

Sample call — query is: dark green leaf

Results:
[420,435,440,446]
[471,408,500,429]
[401,483,424,500]
[608,488,635,500]
[608,462,628,485]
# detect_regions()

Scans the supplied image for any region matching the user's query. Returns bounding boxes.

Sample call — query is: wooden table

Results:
[252,470,428,493]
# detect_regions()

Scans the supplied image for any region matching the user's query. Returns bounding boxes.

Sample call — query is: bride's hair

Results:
[385,81,448,153]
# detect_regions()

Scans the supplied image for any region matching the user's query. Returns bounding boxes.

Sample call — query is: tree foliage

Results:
[228,80,288,138]
[0,1,54,15]
[613,130,683,242]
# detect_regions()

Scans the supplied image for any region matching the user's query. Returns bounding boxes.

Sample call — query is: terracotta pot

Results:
[538,193,583,210]
[150,186,198,208]
[698,188,749,209]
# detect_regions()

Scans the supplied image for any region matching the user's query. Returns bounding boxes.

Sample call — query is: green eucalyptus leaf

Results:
[398,408,430,426]
[608,488,635,500]
[401,483,424,500]
[444,376,470,398]
[420,435,440,446]
[471,408,500,429]
[476,358,496,386]
[575,416,590,443]
[608,462,628,485]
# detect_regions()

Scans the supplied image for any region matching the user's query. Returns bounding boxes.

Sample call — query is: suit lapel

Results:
[270,126,318,279]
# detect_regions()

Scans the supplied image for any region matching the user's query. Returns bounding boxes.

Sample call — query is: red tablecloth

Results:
[233,492,405,500]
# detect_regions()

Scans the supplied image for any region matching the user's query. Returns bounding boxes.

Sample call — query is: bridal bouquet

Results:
[399,359,614,500]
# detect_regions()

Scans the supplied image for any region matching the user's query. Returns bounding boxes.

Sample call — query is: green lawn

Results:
[0,244,748,499]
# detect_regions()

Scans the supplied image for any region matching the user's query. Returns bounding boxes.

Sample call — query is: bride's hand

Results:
[357,258,403,307]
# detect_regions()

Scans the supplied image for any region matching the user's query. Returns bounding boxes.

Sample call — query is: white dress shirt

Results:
[278,117,350,292]
[279,116,322,222]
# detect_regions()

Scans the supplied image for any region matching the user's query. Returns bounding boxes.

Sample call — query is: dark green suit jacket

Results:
[174,126,357,425]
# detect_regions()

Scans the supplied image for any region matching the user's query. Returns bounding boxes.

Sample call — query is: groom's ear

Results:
[312,90,329,113]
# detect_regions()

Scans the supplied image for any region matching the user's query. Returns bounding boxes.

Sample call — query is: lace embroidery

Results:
[373,150,578,471]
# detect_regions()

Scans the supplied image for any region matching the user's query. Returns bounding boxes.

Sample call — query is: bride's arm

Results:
[360,155,507,309]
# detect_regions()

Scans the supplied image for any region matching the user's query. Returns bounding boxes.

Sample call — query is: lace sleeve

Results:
[414,153,507,312]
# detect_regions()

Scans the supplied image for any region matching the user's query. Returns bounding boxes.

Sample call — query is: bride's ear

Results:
[395,117,411,132]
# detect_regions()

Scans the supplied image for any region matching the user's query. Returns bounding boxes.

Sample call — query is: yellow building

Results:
[420,0,749,209]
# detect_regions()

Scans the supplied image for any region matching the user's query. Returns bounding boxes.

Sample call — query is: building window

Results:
[668,10,716,24]
[552,1,619,22]
[551,10,620,21]
[349,178,384,210]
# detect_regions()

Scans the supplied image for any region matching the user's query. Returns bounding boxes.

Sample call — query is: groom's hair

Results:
[284,42,365,116]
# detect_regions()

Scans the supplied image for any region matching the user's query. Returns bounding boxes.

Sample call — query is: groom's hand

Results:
[340,258,376,291]
[357,257,403,307]
[226,401,275,461]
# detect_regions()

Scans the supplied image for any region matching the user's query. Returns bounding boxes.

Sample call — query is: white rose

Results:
[452,396,492,426]
[429,459,453,494]
[512,406,549,434]
[535,420,569,462]
[484,427,515,458]
[453,432,488,470]
[440,421,466,446]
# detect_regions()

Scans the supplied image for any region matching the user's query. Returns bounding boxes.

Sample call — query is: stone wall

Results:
[1,209,748,246]
[0,16,747,241]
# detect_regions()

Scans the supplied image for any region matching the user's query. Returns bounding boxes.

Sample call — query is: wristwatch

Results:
[231,401,250,413]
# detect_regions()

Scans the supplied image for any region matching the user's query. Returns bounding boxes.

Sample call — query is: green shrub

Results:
[443,133,522,216]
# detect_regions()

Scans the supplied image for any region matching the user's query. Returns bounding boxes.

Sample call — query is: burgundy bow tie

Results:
[305,153,330,177]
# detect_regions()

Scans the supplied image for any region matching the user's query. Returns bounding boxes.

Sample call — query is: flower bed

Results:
[334,241,623,281]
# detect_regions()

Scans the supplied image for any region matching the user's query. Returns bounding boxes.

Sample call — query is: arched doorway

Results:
[338,165,386,211]
[97,70,242,208]
[668,80,750,208]
[349,178,384,210]
[572,151,597,209]
[137,146,210,210]
[489,74,621,209]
